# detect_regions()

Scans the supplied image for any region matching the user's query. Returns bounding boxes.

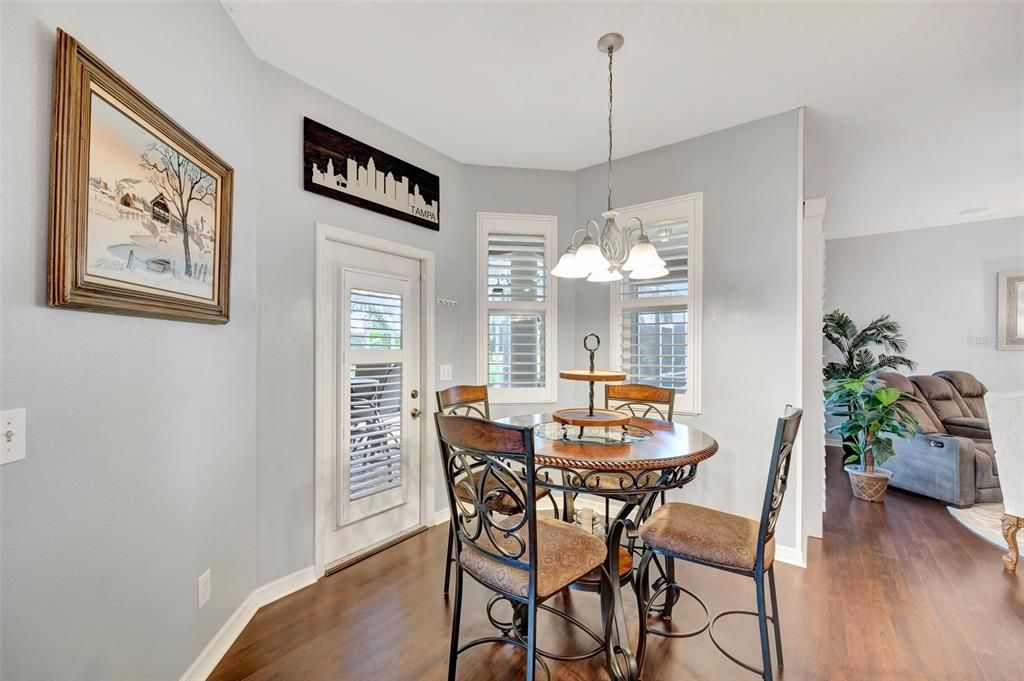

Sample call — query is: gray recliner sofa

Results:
[876,371,999,507]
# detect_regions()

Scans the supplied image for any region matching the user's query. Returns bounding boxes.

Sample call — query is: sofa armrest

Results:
[884,434,977,507]
[942,416,991,440]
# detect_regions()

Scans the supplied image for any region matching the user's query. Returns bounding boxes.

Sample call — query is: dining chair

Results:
[635,406,803,681]
[435,413,608,681]
[985,392,1024,571]
[436,386,558,595]
[568,384,676,535]
[605,383,676,421]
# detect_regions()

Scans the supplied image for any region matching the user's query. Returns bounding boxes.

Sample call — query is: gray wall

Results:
[1,2,261,678]
[825,217,1024,390]
[460,165,579,420]
[0,2,810,676]
[253,60,471,587]
[574,110,804,551]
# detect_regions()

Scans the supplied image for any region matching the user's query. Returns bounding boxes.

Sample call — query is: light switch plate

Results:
[439,364,453,381]
[197,569,211,609]
[1,408,26,465]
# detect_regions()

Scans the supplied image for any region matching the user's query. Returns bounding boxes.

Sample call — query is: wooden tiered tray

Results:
[552,407,630,427]
[559,369,626,382]
[553,334,629,428]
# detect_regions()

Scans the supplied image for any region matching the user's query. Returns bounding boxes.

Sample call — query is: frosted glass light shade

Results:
[587,267,623,282]
[575,236,607,273]
[629,265,669,280]
[551,247,589,278]
[621,234,665,272]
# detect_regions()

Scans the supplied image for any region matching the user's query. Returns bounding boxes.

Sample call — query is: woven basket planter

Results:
[844,464,893,502]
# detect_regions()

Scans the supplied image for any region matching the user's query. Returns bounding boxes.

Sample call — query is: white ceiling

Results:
[225,2,1023,238]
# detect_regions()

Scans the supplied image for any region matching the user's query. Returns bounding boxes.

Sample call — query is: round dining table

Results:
[496,413,719,681]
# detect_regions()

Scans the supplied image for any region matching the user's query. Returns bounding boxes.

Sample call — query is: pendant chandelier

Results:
[551,33,667,282]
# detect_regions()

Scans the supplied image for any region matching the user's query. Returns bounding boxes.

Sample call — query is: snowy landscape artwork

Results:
[49,30,232,323]
[304,117,440,231]
[85,89,220,302]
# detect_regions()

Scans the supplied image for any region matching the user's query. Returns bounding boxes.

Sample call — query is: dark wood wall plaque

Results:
[303,117,440,231]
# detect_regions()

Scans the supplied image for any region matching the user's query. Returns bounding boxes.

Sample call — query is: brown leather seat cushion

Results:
[877,372,945,434]
[911,375,966,424]
[459,516,607,598]
[453,471,550,515]
[935,371,988,418]
[640,502,773,571]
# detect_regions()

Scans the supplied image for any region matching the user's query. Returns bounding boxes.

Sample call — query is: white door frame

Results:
[314,222,436,577]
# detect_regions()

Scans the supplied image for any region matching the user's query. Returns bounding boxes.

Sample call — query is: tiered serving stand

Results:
[553,333,630,438]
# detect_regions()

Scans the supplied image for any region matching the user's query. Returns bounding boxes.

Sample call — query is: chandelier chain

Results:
[607,45,614,212]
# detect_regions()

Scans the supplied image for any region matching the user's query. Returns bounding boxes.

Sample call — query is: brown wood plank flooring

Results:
[211,449,1024,680]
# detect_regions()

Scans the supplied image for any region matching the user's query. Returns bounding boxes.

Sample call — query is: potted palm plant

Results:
[823,311,915,382]
[823,310,916,460]
[825,375,919,502]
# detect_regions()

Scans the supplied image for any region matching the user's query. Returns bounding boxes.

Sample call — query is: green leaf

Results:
[875,387,901,406]
[843,454,860,464]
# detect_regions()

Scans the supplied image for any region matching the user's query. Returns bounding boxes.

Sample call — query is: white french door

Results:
[318,240,423,570]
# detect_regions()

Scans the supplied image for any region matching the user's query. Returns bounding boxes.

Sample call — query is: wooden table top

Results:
[496,413,718,472]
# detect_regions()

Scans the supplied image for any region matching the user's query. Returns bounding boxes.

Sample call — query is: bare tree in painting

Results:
[139,142,216,277]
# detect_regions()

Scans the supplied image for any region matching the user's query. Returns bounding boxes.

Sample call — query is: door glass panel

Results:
[350,288,402,349]
[349,362,403,500]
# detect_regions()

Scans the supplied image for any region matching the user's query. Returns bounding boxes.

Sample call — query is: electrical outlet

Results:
[1,408,26,465]
[439,364,453,381]
[197,569,211,610]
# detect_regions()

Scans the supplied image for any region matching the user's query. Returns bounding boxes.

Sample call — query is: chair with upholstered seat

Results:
[985,392,1023,571]
[436,386,558,595]
[636,406,802,681]
[606,383,676,421]
[435,413,609,681]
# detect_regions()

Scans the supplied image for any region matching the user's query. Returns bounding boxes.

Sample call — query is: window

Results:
[477,213,557,403]
[610,194,702,415]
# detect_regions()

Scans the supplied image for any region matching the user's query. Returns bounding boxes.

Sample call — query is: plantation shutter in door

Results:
[619,221,690,392]
[486,233,547,389]
[341,270,412,522]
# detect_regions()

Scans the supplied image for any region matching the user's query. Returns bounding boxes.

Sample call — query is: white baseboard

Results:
[774,544,806,568]
[434,506,450,526]
[180,565,317,681]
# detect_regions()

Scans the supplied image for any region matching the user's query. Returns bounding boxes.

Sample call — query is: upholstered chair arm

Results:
[985,392,1024,518]
[884,433,977,507]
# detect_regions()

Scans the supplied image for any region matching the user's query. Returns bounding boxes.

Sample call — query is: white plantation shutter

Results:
[487,234,547,303]
[348,362,403,500]
[620,222,689,391]
[478,215,557,403]
[611,198,703,415]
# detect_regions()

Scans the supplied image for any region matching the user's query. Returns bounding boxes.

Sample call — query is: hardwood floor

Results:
[212,449,1024,680]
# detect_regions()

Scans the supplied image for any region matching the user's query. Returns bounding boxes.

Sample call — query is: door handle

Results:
[411,408,422,419]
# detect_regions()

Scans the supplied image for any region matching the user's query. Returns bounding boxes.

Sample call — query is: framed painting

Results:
[48,29,233,324]
[303,117,440,231]
[998,269,1024,351]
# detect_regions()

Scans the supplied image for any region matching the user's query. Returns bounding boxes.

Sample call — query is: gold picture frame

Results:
[998,269,1024,351]
[48,29,233,324]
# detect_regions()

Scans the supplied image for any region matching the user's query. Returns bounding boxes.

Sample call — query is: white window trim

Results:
[608,193,703,416]
[477,212,558,404]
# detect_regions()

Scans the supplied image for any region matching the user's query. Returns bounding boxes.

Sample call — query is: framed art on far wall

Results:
[998,269,1024,351]
[303,117,440,231]
[48,29,233,324]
